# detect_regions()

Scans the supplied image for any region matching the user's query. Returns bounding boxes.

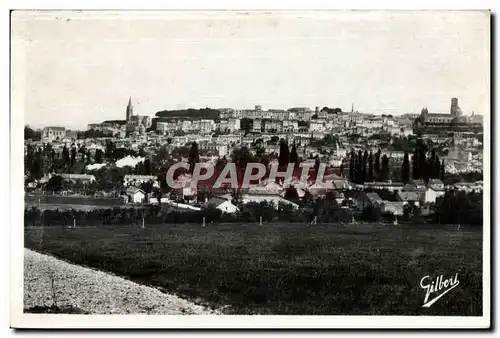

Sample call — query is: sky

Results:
[12,10,490,129]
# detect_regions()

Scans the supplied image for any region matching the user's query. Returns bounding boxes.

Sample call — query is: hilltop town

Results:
[24,96,483,223]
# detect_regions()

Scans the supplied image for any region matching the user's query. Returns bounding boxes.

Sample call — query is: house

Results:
[428,179,446,197]
[381,201,404,216]
[125,187,146,203]
[363,181,405,192]
[123,175,160,188]
[205,197,240,213]
[452,182,483,193]
[331,191,345,206]
[58,173,96,184]
[357,192,383,210]
[241,194,299,210]
[409,179,427,189]
[416,187,438,204]
[396,191,420,207]
[308,180,335,196]
[42,126,66,142]
[428,179,444,190]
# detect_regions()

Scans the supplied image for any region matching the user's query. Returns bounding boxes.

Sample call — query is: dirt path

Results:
[24,248,219,315]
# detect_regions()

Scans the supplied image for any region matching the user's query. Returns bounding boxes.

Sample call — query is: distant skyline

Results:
[12,10,490,129]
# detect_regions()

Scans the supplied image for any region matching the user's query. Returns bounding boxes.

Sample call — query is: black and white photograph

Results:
[9,9,491,329]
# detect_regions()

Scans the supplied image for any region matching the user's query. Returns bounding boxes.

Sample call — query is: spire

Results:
[351,103,354,114]
[126,97,133,121]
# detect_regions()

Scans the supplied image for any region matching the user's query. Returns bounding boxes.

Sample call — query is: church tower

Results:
[126,97,133,122]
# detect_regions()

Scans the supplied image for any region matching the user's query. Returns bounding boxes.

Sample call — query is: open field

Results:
[24,223,483,315]
[25,195,125,210]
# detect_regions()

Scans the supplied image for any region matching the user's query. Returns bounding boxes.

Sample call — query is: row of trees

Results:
[411,140,445,181]
[348,149,389,184]
[25,140,144,181]
[348,141,446,184]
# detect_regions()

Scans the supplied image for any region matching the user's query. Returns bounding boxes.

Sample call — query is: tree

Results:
[70,146,77,166]
[290,142,299,166]
[105,140,115,159]
[417,139,428,181]
[440,160,445,182]
[188,142,199,173]
[368,151,374,182]
[314,156,320,173]
[374,149,381,181]
[278,139,290,166]
[46,175,64,192]
[412,148,419,180]
[402,151,410,184]
[349,149,355,182]
[380,154,390,182]
[31,148,44,180]
[362,150,368,184]
[435,155,441,179]
[302,190,313,207]
[284,187,299,202]
[78,145,87,163]
[356,150,363,183]
[153,188,162,205]
[94,149,103,164]
[62,145,70,167]
[143,158,152,175]
[215,156,228,170]
[240,118,253,135]
[231,146,254,168]
[24,126,41,141]
[140,181,154,195]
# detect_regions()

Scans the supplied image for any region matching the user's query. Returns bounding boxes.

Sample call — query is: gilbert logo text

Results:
[420,273,459,308]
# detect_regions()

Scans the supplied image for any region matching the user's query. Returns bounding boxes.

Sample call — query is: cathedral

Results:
[125,97,152,136]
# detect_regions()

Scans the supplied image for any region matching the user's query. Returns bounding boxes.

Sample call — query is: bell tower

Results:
[126,97,133,122]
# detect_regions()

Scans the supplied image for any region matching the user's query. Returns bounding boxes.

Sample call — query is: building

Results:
[241,193,299,210]
[414,98,471,133]
[205,197,240,213]
[450,97,462,117]
[126,97,133,122]
[58,173,96,184]
[381,201,405,216]
[123,175,160,188]
[42,127,66,142]
[396,191,420,206]
[416,187,438,204]
[126,97,152,130]
[125,187,146,203]
[357,192,383,210]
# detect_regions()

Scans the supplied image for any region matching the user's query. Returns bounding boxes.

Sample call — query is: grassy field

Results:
[25,195,125,209]
[24,223,483,315]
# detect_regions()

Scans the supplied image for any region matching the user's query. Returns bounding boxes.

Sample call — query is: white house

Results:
[42,126,66,142]
[206,198,240,213]
[417,187,438,204]
[125,187,146,203]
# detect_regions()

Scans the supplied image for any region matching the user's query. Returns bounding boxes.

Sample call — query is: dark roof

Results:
[205,197,228,208]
